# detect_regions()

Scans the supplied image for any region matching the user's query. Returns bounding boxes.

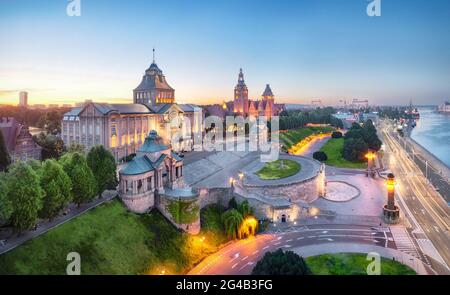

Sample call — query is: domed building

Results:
[133,54,175,105]
[61,50,203,160]
[118,130,200,234]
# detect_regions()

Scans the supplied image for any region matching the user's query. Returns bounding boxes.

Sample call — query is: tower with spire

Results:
[133,49,175,105]
[233,68,249,114]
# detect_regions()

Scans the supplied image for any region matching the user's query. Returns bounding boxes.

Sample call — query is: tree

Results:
[6,162,43,232]
[313,151,328,162]
[42,110,63,135]
[345,122,364,139]
[33,132,64,159]
[66,142,85,154]
[61,152,97,207]
[39,159,72,220]
[228,197,238,210]
[221,209,244,240]
[87,145,118,196]
[237,200,252,217]
[0,130,11,171]
[362,120,382,151]
[343,137,368,162]
[0,172,12,223]
[252,249,312,275]
[331,131,343,138]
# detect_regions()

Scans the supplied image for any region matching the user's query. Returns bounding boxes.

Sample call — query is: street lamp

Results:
[238,172,244,181]
[383,173,400,223]
[365,150,376,178]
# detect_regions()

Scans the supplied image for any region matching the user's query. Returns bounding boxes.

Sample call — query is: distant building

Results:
[351,99,369,109]
[19,91,28,107]
[438,101,450,113]
[210,68,283,119]
[62,104,73,108]
[361,112,379,125]
[31,104,46,109]
[232,69,280,119]
[332,112,359,129]
[0,117,42,162]
[48,104,59,108]
[62,56,203,161]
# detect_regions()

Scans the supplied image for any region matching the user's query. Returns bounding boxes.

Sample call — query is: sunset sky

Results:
[0,0,449,106]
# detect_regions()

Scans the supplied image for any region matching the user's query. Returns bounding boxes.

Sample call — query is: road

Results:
[380,121,450,270]
[189,224,431,275]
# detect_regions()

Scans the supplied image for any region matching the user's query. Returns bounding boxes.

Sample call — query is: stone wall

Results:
[198,187,306,222]
[157,194,201,235]
[121,192,155,213]
[244,173,323,203]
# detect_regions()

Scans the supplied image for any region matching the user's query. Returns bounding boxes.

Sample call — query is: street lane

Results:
[380,122,450,269]
[189,225,402,275]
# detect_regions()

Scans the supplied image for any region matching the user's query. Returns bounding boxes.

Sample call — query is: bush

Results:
[331,131,343,138]
[252,249,312,275]
[313,151,328,162]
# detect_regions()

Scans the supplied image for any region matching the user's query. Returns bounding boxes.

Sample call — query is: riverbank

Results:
[406,136,450,177]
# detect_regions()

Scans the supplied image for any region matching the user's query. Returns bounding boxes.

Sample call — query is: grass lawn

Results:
[306,253,416,275]
[0,200,226,275]
[320,138,366,169]
[280,126,334,149]
[256,159,301,180]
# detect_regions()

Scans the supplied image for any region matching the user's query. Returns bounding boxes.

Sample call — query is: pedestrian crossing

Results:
[390,227,426,262]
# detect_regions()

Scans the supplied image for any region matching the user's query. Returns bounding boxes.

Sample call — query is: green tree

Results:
[313,151,328,162]
[61,152,97,207]
[66,142,85,154]
[237,200,252,217]
[0,130,11,171]
[221,209,243,240]
[43,110,62,135]
[228,197,238,210]
[343,137,368,162]
[87,145,117,196]
[0,172,12,223]
[362,120,382,151]
[33,132,64,159]
[252,249,312,275]
[39,159,72,220]
[6,162,43,232]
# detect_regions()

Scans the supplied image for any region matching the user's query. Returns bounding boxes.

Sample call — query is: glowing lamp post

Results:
[383,173,400,223]
[238,172,244,181]
[365,150,376,178]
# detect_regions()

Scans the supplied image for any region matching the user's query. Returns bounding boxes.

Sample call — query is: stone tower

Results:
[233,68,249,114]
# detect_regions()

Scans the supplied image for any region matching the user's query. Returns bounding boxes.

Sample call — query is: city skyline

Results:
[1,0,450,106]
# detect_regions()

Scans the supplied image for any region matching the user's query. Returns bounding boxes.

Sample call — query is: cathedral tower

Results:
[233,68,249,114]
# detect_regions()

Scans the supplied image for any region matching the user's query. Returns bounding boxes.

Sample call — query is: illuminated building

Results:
[61,54,203,160]
[231,68,282,119]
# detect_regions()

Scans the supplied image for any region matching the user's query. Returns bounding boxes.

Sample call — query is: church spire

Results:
[152,48,156,64]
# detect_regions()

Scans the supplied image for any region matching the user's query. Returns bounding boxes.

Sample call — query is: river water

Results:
[410,107,450,168]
